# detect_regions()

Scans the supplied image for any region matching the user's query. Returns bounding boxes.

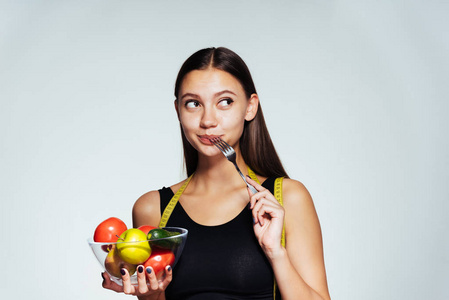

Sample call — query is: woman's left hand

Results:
[246,176,285,259]
[102,264,172,299]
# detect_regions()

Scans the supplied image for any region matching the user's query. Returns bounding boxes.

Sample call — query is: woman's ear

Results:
[245,94,259,121]
[174,99,180,121]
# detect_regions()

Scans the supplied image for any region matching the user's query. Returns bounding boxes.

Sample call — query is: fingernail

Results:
[120,269,126,276]
[146,267,152,274]
[138,266,144,273]
[167,266,172,272]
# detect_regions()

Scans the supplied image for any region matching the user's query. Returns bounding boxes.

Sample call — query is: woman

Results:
[102,47,330,300]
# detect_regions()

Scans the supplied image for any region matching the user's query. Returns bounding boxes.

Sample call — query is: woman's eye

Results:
[185,100,200,109]
[218,98,234,107]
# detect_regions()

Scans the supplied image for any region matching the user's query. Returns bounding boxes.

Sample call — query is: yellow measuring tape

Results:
[159,167,285,299]
[249,167,285,299]
[158,174,193,228]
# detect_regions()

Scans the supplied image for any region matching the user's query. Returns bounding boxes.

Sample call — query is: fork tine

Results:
[211,138,225,152]
[211,137,234,157]
[220,138,231,148]
[220,140,233,154]
[218,139,232,155]
[211,137,223,148]
[216,142,226,153]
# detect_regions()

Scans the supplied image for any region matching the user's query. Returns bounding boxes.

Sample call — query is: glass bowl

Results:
[88,227,188,286]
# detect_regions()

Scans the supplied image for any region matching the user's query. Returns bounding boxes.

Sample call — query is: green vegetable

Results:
[148,229,181,250]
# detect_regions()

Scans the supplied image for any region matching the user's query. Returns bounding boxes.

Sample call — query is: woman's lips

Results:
[198,135,221,145]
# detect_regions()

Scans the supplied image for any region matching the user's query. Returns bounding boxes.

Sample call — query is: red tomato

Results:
[93,217,128,252]
[143,249,175,277]
[138,225,157,236]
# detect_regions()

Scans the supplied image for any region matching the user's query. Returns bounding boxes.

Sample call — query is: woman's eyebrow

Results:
[180,93,200,100]
[214,90,237,97]
[180,90,237,100]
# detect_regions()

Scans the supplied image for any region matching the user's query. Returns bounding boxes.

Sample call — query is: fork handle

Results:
[234,165,258,195]
[246,183,259,195]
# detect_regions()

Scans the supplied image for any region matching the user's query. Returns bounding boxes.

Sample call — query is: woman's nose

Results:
[200,108,218,128]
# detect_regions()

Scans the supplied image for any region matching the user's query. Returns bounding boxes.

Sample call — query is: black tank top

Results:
[159,177,277,300]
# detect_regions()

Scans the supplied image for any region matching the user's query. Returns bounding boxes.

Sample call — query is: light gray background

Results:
[1,1,448,299]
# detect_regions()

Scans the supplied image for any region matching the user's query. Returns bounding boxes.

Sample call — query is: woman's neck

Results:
[192,149,249,193]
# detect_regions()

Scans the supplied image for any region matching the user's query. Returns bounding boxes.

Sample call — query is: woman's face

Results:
[175,68,258,157]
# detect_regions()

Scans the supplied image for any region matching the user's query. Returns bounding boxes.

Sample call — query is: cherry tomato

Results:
[143,249,175,277]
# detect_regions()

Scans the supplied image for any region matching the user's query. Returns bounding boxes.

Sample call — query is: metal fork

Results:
[210,137,258,195]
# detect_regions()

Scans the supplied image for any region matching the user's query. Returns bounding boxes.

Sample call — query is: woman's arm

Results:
[247,177,331,300]
[274,179,330,300]
[132,190,162,228]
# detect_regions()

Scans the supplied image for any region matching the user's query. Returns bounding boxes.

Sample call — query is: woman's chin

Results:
[195,146,222,158]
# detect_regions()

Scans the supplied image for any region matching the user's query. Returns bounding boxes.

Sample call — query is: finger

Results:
[101,272,107,287]
[102,272,124,292]
[252,197,270,225]
[260,203,284,227]
[246,176,266,192]
[102,272,122,292]
[145,267,159,291]
[252,199,283,226]
[159,265,173,290]
[249,190,277,209]
[136,265,149,294]
[249,190,265,209]
[253,197,283,216]
[121,268,135,295]
[258,206,273,226]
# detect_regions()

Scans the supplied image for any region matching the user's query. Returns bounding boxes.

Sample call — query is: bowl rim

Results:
[87,226,188,246]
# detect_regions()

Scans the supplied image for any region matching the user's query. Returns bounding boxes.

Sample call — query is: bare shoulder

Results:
[281,178,321,237]
[281,178,314,208]
[132,178,189,228]
[132,190,161,228]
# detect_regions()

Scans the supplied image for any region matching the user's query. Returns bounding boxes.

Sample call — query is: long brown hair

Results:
[175,47,288,178]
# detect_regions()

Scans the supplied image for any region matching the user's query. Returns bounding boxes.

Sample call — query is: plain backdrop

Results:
[1,0,448,299]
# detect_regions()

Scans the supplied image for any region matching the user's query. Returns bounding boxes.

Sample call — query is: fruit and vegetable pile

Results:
[93,217,181,278]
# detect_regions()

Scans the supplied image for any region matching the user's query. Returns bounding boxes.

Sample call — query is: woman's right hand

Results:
[102,265,172,299]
